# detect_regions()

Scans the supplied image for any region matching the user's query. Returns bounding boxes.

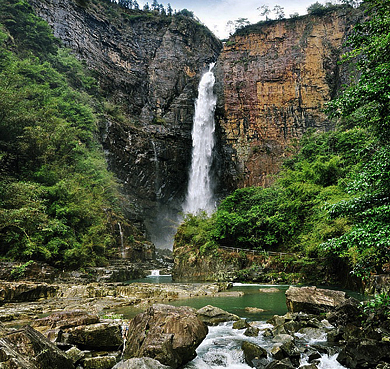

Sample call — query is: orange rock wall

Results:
[216,9,357,188]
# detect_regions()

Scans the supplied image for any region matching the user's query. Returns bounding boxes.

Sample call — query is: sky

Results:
[136,0,330,39]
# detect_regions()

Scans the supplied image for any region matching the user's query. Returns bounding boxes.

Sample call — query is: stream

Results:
[118,275,365,369]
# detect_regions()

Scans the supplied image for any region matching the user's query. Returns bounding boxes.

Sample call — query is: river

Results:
[117,275,364,368]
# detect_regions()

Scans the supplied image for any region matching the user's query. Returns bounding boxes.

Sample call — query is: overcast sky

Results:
[136,0,331,39]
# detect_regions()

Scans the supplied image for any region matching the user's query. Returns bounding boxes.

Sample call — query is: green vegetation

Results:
[0,0,132,268]
[363,292,390,317]
[177,0,390,279]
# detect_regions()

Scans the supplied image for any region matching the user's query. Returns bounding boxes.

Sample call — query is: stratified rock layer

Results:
[215,9,359,188]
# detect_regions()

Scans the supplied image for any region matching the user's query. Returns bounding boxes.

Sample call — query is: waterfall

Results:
[183,63,217,215]
[118,222,125,258]
[151,140,161,200]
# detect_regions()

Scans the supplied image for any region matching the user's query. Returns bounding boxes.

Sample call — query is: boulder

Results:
[113,357,170,369]
[123,304,208,369]
[285,286,348,314]
[65,346,85,364]
[196,305,239,326]
[326,298,362,327]
[63,322,123,350]
[337,339,390,369]
[0,325,74,369]
[244,326,260,337]
[233,319,250,330]
[241,341,268,367]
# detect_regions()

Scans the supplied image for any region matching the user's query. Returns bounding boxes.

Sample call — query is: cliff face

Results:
[215,9,357,188]
[29,0,222,246]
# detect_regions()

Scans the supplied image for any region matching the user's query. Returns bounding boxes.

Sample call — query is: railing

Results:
[218,245,298,258]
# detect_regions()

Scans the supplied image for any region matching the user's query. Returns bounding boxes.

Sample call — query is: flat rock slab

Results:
[285,286,347,314]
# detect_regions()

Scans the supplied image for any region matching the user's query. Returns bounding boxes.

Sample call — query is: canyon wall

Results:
[29,0,222,247]
[29,0,359,247]
[215,8,358,188]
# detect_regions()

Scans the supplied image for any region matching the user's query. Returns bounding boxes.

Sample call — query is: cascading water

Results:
[183,63,217,215]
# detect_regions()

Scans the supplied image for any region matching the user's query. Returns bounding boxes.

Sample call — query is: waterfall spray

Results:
[183,64,217,215]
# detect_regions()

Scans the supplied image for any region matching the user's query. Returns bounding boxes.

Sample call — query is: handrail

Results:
[218,245,299,258]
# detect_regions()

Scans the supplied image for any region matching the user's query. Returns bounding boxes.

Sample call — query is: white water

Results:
[118,222,125,258]
[183,64,217,215]
[150,269,160,276]
[183,322,348,369]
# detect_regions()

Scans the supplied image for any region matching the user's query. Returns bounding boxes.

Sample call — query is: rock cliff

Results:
[28,0,222,246]
[28,0,359,248]
[215,8,358,188]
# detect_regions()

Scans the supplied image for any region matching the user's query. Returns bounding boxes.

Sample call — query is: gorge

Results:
[26,0,359,249]
[1,1,390,367]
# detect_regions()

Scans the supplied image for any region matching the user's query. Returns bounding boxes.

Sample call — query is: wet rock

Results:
[337,339,390,369]
[245,307,265,313]
[0,325,74,369]
[113,357,170,369]
[265,358,295,369]
[244,326,260,337]
[124,304,208,369]
[233,319,250,330]
[83,356,117,369]
[259,288,280,293]
[301,364,318,369]
[63,322,123,350]
[241,341,267,367]
[326,298,362,327]
[285,286,348,314]
[197,305,239,326]
[296,327,326,342]
[271,345,285,361]
[272,334,294,344]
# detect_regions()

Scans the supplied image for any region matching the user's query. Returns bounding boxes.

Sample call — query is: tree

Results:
[143,2,149,11]
[177,8,194,18]
[151,0,159,11]
[307,1,326,15]
[289,12,300,18]
[273,5,285,19]
[321,0,390,276]
[167,3,172,15]
[258,4,271,20]
[133,0,139,9]
[328,0,390,142]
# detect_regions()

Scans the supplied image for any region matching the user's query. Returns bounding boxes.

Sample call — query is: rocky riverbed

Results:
[1,261,389,369]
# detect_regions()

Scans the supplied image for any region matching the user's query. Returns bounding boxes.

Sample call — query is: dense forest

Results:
[0,0,140,268]
[176,0,390,279]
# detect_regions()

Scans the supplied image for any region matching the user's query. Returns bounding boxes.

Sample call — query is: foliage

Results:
[175,213,218,256]
[10,260,34,279]
[363,292,390,317]
[0,0,127,268]
[321,0,390,277]
[327,0,390,143]
[178,128,370,258]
